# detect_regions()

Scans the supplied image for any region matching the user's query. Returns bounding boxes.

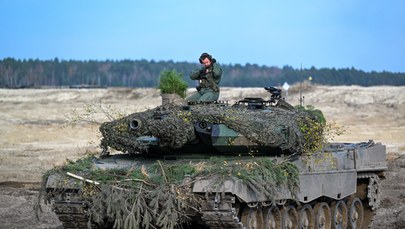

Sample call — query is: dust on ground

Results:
[0,85,404,228]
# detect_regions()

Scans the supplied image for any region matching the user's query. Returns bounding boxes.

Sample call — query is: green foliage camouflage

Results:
[100,102,325,155]
[40,155,299,229]
[295,105,327,154]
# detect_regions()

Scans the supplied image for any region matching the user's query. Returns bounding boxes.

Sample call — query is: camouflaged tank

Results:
[43,87,387,229]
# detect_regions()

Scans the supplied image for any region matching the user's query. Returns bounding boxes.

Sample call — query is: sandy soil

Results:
[0,85,404,228]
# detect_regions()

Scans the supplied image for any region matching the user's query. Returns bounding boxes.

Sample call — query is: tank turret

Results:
[99,87,320,157]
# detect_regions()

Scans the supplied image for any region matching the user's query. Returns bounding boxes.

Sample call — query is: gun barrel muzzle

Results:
[129,119,142,130]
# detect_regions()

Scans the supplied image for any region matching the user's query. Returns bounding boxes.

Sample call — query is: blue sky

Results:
[1,0,404,72]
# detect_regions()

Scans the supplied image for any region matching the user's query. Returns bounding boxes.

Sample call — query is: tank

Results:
[42,87,387,229]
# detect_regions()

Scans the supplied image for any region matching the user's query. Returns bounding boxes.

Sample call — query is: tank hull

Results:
[45,141,386,229]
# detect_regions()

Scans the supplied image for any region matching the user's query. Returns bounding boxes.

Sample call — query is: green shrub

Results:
[297,105,326,125]
[157,70,188,98]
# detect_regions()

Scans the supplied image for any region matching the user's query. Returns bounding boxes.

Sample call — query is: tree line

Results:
[1,58,404,88]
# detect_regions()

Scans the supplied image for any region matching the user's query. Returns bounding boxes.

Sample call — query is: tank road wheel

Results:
[314,202,331,229]
[367,176,382,210]
[282,205,299,229]
[331,200,348,229]
[298,204,315,229]
[347,197,364,229]
[276,199,287,206]
[241,207,264,229]
[264,205,282,229]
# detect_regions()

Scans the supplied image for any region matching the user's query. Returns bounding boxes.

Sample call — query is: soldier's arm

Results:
[190,67,205,80]
[211,63,222,80]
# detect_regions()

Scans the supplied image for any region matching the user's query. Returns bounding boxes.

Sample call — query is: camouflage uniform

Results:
[187,62,222,102]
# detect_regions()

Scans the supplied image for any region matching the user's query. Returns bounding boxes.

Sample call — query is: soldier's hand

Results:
[199,69,207,76]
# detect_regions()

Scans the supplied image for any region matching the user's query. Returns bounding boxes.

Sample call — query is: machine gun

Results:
[265,86,282,103]
[237,86,283,109]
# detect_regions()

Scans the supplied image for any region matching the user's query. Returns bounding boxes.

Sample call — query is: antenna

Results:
[299,63,303,107]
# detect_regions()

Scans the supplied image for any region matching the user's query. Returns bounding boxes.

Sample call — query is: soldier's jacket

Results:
[190,62,222,92]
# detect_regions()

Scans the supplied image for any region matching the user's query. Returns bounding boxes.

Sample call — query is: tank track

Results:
[357,172,383,229]
[358,172,382,210]
[48,173,382,229]
[50,191,246,229]
[52,201,91,229]
[47,190,96,229]
[200,193,244,229]
[198,181,382,229]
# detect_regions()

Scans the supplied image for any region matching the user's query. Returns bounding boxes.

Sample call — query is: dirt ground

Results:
[0,85,404,228]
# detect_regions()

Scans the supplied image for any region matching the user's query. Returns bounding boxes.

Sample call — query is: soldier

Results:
[187,52,223,102]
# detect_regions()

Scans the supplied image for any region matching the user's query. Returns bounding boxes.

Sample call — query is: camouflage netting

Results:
[100,101,324,155]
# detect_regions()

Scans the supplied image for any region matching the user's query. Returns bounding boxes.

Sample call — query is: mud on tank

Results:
[41,87,387,229]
